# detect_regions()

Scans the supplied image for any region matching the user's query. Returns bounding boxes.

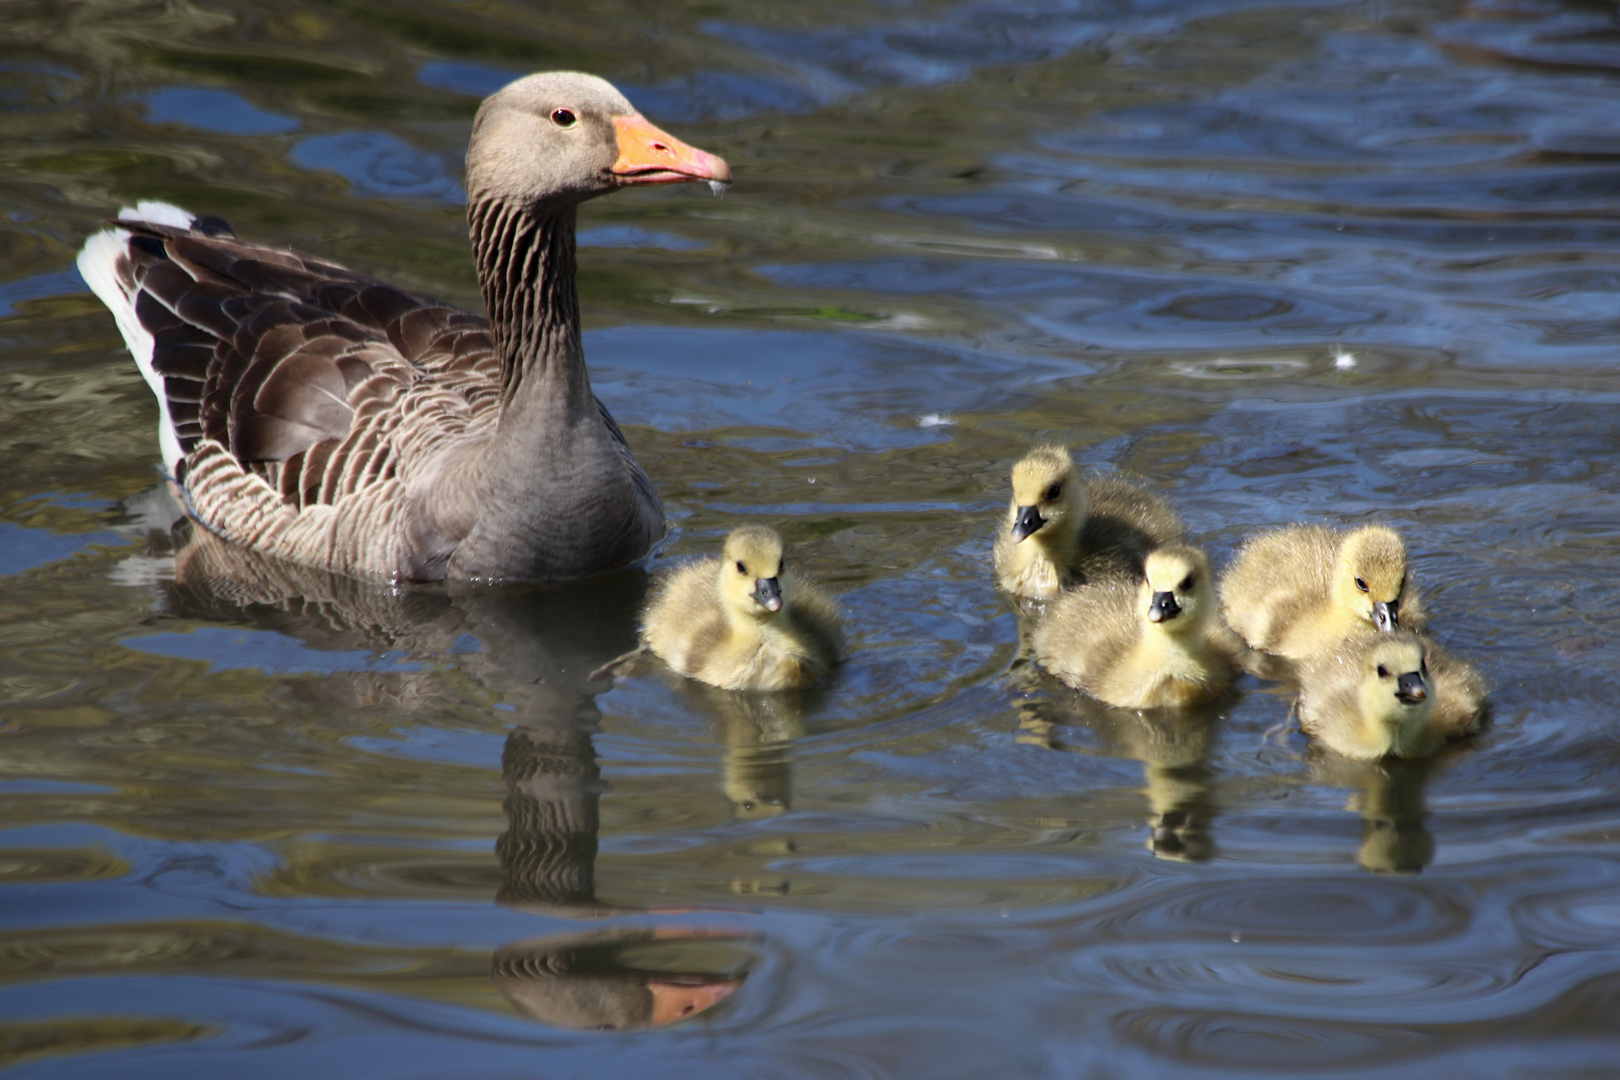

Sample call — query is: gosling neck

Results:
[1355,688,1431,759]
[1024,505,1081,570]
[725,590,798,650]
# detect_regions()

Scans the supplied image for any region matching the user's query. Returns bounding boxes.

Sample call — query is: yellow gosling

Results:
[643,525,842,692]
[1032,545,1242,709]
[1220,524,1427,659]
[1296,629,1485,761]
[993,445,1186,599]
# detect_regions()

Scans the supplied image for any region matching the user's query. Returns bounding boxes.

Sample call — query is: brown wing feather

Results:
[116,217,496,502]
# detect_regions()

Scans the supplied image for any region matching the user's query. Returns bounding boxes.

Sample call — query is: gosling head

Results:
[1354,634,1433,756]
[1334,525,1411,632]
[1007,446,1087,546]
[720,525,790,619]
[1140,545,1213,636]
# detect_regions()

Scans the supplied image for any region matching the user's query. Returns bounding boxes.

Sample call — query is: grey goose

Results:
[78,72,730,583]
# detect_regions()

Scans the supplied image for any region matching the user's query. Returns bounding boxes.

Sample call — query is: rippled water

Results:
[4,0,1620,1074]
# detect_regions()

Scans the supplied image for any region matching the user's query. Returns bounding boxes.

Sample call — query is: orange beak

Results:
[612,114,732,187]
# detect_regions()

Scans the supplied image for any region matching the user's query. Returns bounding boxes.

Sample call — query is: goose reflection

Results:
[1310,752,1441,874]
[143,513,752,1029]
[497,722,749,1029]
[1017,689,1221,863]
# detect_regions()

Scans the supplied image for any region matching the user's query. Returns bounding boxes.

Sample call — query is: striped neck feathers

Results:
[469,196,585,411]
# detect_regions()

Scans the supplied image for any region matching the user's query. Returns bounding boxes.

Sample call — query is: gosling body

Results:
[1296,629,1485,761]
[1032,545,1241,709]
[1221,524,1426,659]
[993,446,1186,600]
[643,526,842,692]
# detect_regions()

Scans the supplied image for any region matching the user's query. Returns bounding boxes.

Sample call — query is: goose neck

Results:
[469,196,588,415]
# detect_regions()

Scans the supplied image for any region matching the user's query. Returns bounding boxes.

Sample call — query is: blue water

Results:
[2,0,1620,1076]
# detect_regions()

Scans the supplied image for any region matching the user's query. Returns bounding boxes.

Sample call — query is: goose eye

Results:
[550,108,578,128]
[1179,574,1195,592]
[1044,482,1062,502]
[1376,664,1390,679]
[1355,577,1369,592]
[736,561,747,574]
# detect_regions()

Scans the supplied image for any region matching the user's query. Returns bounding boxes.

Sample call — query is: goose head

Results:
[720,525,791,622]
[467,71,731,212]
[1006,446,1087,548]
[1351,633,1433,758]
[1140,545,1213,637]
[1332,525,1411,633]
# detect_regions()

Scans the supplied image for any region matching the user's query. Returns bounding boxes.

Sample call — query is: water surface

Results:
[3,0,1620,1075]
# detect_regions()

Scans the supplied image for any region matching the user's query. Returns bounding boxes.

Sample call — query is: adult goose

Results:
[78,72,730,582]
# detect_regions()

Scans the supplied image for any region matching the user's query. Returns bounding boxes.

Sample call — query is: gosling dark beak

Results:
[1373,600,1398,632]
[1011,505,1045,543]
[752,576,782,613]
[1148,591,1181,623]
[1395,671,1428,705]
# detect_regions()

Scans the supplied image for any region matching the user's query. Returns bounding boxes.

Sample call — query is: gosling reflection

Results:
[491,930,748,1032]
[688,684,816,820]
[1018,691,1220,862]
[1311,753,1440,874]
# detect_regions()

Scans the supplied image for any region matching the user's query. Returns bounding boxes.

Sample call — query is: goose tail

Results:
[76,202,198,475]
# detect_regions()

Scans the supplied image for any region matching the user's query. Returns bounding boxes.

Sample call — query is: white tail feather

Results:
[77,219,189,473]
[117,201,195,230]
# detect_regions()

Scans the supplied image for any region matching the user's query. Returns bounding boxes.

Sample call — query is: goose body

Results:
[1220,524,1426,659]
[1032,545,1241,709]
[643,526,842,692]
[77,72,730,583]
[993,446,1186,600]
[1296,629,1485,760]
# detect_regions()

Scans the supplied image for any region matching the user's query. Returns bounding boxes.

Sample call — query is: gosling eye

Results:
[1179,574,1195,592]
[1355,577,1369,593]
[736,560,747,575]
[550,107,578,128]
[1044,482,1062,502]
[777,557,786,574]
[1376,664,1390,679]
